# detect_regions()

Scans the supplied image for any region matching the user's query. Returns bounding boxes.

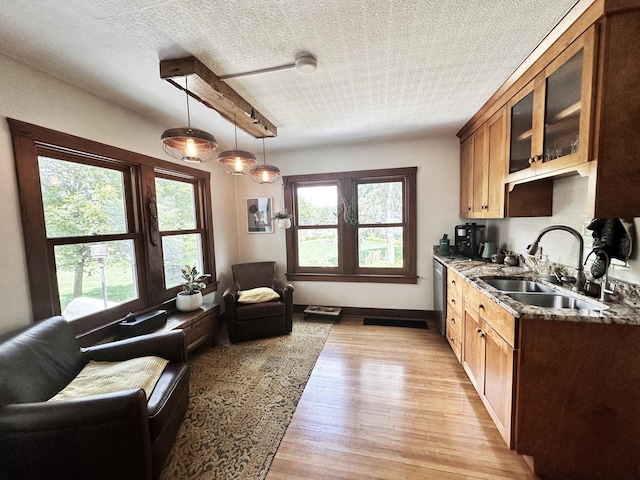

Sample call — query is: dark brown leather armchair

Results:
[222,261,294,343]
[0,316,189,480]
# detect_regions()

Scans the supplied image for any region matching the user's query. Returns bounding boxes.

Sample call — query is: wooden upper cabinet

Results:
[484,108,507,218]
[588,7,640,218]
[459,137,473,218]
[506,27,595,183]
[470,127,485,216]
[459,108,506,219]
[460,2,640,218]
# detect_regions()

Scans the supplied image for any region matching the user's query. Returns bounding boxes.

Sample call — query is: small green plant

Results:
[273,209,292,220]
[180,265,210,295]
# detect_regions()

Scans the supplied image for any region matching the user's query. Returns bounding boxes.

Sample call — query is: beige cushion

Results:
[238,287,280,304]
[49,356,169,401]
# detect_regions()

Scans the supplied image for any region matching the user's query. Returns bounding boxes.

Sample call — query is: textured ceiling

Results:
[0,0,579,152]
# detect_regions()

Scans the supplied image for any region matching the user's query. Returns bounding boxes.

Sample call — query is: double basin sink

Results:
[482,278,608,312]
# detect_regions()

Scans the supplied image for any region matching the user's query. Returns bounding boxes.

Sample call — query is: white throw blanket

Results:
[49,356,169,402]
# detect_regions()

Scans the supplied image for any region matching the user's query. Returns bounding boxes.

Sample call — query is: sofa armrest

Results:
[272,278,294,301]
[0,390,153,480]
[223,284,240,297]
[222,284,240,310]
[82,329,187,363]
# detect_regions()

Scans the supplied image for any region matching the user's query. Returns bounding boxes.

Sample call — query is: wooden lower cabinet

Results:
[482,321,514,445]
[445,269,517,448]
[462,288,516,448]
[163,303,220,353]
[515,319,640,480]
[462,307,484,390]
[445,267,640,478]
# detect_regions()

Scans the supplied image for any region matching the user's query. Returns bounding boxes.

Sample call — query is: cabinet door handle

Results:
[534,154,542,162]
[451,280,456,285]
[476,328,482,334]
[528,157,534,165]
[478,303,485,310]
[451,299,456,304]
[450,336,455,344]
[450,317,456,323]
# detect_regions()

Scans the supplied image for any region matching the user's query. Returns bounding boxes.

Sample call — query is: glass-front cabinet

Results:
[544,49,583,162]
[508,88,534,174]
[506,27,595,181]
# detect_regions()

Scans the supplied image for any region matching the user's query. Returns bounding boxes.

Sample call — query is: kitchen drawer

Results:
[184,314,215,348]
[447,270,464,316]
[448,270,464,295]
[464,283,516,347]
[446,315,463,363]
[162,303,219,353]
[447,306,463,340]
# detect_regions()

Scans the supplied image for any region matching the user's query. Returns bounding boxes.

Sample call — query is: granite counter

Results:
[435,252,640,325]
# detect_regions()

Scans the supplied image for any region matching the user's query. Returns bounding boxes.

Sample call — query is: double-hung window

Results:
[9,119,217,339]
[284,167,417,283]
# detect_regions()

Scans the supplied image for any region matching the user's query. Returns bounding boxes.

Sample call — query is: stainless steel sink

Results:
[482,277,608,311]
[506,292,607,311]
[483,278,556,293]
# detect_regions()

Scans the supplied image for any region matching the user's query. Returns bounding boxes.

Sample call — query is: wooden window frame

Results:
[283,167,417,284]
[8,119,218,339]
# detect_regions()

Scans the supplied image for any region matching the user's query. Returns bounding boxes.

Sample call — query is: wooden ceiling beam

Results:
[160,56,277,139]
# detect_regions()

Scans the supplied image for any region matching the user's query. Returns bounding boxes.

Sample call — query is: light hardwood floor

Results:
[267,317,537,480]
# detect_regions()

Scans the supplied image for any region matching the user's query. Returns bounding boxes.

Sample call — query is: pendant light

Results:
[161,77,218,163]
[250,137,281,184]
[216,114,257,175]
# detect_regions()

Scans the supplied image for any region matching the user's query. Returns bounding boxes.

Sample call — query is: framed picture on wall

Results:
[246,197,273,233]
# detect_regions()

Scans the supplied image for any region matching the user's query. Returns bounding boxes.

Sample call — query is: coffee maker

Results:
[455,223,486,258]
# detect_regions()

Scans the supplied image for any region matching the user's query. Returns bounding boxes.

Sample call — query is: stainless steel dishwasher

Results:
[432,257,447,335]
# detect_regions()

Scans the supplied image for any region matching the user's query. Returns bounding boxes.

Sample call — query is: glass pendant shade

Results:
[161,77,218,163]
[250,163,281,184]
[216,113,258,175]
[249,137,281,184]
[161,127,218,163]
[216,149,258,175]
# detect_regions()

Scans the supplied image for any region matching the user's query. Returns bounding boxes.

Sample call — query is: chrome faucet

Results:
[527,225,586,292]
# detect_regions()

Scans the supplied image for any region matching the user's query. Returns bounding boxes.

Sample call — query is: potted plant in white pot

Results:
[175,265,210,312]
[273,209,292,229]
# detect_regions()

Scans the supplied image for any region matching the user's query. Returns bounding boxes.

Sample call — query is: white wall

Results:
[487,175,640,285]
[233,137,461,311]
[0,52,462,333]
[4,50,635,334]
[0,53,239,333]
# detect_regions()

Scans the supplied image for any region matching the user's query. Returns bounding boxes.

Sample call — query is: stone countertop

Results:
[435,253,640,326]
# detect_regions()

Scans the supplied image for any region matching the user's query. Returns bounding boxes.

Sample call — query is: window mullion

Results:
[339,178,356,274]
[140,164,164,305]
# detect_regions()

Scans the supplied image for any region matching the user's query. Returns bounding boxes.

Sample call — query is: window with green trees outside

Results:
[283,167,416,284]
[9,119,216,338]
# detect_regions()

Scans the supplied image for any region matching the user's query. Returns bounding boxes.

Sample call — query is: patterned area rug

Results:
[160,316,333,480]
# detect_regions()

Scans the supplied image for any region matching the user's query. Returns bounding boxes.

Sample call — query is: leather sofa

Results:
[223,261,294,343]
[0,316,190,480]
